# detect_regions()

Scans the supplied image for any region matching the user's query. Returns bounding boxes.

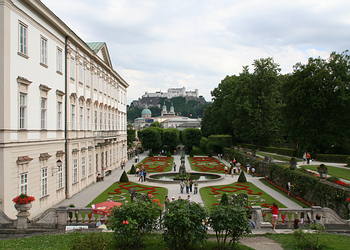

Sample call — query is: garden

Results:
[88,182,168,207]
[200,182,285,209]
[300,165,350,181]
[188,156,225,173]
[132,156,174,173]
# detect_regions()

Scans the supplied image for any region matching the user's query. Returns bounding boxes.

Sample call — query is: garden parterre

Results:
[200,182,286,209]
[136,156,173,172]
[189,156,226,173]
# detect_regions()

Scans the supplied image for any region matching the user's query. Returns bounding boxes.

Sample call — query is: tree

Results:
[119,171,129,182]
[182,128,202,153]
[238,171,247,183]
[163,199,207,249]
[162,128,179,152]
[282,52,350,154]
[138,127,162,153]
[127,125,136,149]
[209,205,250,249]
[150,121,162,128]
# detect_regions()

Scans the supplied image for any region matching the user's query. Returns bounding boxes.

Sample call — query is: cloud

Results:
[42,0,350,102]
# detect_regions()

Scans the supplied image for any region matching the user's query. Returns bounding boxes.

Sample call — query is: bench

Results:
[105,170,112,176]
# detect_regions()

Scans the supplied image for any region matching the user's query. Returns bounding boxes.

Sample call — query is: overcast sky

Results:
[43,0,350,103]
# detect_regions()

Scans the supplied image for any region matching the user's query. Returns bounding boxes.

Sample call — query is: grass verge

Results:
[300,165,350,180]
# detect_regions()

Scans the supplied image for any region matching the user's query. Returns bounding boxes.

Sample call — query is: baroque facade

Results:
[0,0,128,218]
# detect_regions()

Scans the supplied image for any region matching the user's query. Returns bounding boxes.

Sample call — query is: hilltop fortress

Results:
[142,87,198,99]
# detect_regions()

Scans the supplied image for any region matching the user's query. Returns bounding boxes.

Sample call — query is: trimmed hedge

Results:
[224,147,350,219]
[119,171,129,182]
[239,144,296,157]
[238,171,247,183]
[315,154,350,164]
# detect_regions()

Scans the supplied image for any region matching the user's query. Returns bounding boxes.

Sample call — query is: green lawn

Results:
[188,156,226,173]
[257,151,295,162]
[200,182,286,209]
[259,178,309,208]
[87,182,168,207]
[131,156,173,173]
[301,165,350,180]
[268,233,350,250]
[0,233,252,250]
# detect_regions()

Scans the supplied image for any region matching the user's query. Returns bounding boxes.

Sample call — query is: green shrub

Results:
[70,232,110,250]
[315,153,349,163]
[192,146,204,156]
[220,193,229,205]
[238,171,247,183]
[327,176,339,182]
[209,205,250,249]
[208,135,232,154]
[109,200,161,249]
[163,199,207,249]
[293,230,325,250]
[166,151,172,157]
[200,137,209,154]
[119,171,129,182]
[129,165,136,175]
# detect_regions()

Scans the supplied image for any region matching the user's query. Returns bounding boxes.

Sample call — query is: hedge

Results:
[238,144,296,157]
[315,154,350,164]
[224,147,350,219]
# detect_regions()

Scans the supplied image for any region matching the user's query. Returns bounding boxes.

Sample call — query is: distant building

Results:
[142,87,198,99]
[133,105,201,130]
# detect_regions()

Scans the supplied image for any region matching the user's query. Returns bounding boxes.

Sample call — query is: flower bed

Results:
[200,182,285,209]
[88,182,168,207]
[189,157,226,173]
[135,156,173,173]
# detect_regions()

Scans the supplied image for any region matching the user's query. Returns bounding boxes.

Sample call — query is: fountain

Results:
[147,152,223,183]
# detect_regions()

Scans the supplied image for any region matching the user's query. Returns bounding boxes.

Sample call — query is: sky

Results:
[42,0,350,103]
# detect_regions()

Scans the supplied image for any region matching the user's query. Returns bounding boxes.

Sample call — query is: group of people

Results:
[302,152,312,164]
[179,179,198,194]
[133,165,147,182]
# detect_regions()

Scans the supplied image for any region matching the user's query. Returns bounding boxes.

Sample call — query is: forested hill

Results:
[127,96,209,122]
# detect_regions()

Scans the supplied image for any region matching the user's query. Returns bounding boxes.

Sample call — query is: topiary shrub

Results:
[163,199,207,249]
[237,171,247,183]
[129,165,136,175]
[220,193,229,205]
[119,171,129,182]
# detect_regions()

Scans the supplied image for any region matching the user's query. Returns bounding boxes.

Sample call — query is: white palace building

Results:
[0,0,128,218]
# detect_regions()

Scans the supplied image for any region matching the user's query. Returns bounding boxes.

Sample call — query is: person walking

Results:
[173,162,176,171]
[185,179,190,194]
[306,152,311,164]
[180,180,185,194]
[224,165,228,176]
[302,152,307,164]
[193,180,198,194]
[138,170,143,182]
[189,179,193,193]
[271,203,279,230]
[143,170,147,182]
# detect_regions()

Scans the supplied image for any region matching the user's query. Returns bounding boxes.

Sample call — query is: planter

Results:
[14,203,32,229]
[15,203,32,212]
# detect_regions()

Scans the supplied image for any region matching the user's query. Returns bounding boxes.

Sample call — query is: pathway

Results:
[240,236,283,250]
[55,152,149,207]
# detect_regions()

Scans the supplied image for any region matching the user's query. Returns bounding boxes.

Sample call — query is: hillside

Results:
[128,96,209,122]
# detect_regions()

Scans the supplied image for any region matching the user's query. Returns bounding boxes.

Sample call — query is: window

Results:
[57,161,63,189]
[56,48,63,73]
[71,104,76,130]
[70,57,75,80]
[18,22,27,55]
[81,156,86,178]
[41,167,48,197]
[19,93,27,129]
[73,159,78,184]
[94,111,98,130]
[87,108,90,130]
[20,173,28,194]
[57,101,62,129]
[88,154,92,175]
[79,107,84,130]
[40,36,48,65]
[40,97,47,129]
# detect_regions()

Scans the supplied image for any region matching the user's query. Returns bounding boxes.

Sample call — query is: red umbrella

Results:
[92,201,123,215]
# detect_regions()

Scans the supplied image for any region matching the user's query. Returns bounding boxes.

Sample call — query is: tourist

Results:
[143,170,147,182]
[287,182,291,196]
[135,166,139,177]
[173,162,176,171]
[135,155,139,163]
[236,162,241,173]
[306,152,311,164]
[271,203,279,230]
[165,196,170,210]
[180,180,185,194]
[193,180,198,194]
[303,152,307,163]
[246,163,251,174]
[185,179,190,194]
[251,167,255,175]
[138,170,144,182]
[189,179,193,192]
[232,158,237,167]
[224,165,228,176]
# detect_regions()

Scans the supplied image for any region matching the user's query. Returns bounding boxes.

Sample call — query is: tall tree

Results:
[138,127,162,153]
[282,52,350,153]
[163,128,179,152]
[182,128,202,152]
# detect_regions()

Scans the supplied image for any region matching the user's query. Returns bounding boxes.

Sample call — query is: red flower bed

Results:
[12,194,35,204]
[190,157,225,173]
[334,180,350,187]
[138,157,172,172]
[264,178,314,207]
[108,182,161,198]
